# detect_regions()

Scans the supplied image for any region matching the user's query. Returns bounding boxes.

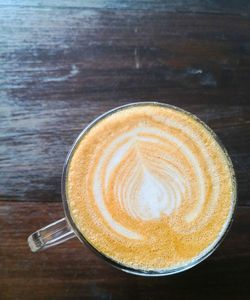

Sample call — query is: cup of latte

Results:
[28,102,237,276]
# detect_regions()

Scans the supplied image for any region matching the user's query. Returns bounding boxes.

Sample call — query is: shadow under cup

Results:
[28,102,237,276]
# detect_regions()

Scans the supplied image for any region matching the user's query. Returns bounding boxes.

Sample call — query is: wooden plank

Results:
[0,0,250,15]
[0,201,249,300]
[0,6,249,203]
[1,98,249,204]
[1,8,250,96]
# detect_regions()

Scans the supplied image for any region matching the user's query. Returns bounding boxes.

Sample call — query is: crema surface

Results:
[66,104,235,271]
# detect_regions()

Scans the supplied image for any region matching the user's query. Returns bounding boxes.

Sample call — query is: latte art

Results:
[94,125,206,238]
[67,104,235,271]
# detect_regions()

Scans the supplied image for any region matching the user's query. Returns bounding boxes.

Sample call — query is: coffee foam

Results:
[67,104,235,271]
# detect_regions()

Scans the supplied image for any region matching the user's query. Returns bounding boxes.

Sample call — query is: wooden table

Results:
[1,1,250,299]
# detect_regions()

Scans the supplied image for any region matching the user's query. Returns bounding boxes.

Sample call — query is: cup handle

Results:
[28,218,75,252]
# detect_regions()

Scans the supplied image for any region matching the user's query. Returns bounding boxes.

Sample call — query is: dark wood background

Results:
[1,1,250,299]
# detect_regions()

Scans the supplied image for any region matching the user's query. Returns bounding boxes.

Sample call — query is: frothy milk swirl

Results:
[67,104,235,271]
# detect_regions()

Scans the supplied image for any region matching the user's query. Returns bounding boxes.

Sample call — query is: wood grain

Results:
[1,1,250,299]
[1,0,250,13]
[0,3,250,203]
[1,202,250,300]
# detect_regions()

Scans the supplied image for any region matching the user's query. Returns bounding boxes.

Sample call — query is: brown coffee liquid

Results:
[66,104,235,271]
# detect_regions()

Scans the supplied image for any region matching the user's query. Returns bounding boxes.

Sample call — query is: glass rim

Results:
[61,101,237,276]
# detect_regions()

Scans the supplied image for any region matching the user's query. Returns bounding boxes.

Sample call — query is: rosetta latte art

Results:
[92,122,220,238]
[67,104,235,271]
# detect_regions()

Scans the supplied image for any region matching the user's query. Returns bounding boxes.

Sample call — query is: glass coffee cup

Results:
[28,102,237,276]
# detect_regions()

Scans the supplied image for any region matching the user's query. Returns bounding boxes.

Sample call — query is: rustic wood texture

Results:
[1,0,250,299]
[1,203,250,300]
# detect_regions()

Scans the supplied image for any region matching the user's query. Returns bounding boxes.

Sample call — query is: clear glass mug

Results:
[28,102,237,276]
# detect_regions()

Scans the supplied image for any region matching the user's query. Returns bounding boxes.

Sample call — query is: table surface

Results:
[1,1,250,299]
